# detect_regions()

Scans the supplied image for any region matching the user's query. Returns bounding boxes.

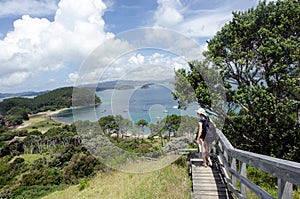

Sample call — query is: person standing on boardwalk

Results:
[195,108,212,167]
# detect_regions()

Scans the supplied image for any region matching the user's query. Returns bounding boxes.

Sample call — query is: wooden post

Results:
[278,178,293,199]
[231,158,237,188]
[240,162,247,198]
[224,150,229,173]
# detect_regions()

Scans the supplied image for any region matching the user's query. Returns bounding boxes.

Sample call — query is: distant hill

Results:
[0,90,49,100]
[82,79,175,91]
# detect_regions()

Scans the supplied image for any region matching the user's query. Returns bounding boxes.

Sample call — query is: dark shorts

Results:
[199,131,207,139]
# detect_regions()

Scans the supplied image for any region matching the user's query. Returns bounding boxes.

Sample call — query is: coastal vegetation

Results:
[0,111,193,198]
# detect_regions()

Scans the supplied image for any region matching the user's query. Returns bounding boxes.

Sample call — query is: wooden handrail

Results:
[211,129,300,199]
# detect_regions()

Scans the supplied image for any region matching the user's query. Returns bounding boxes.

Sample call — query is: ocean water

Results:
[55,84,198,124]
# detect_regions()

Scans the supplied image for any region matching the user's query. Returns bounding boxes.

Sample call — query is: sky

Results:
[0,0,268,93]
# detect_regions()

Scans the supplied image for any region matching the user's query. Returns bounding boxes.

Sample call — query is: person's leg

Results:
[200,139,207,167]
[204,141,212,166]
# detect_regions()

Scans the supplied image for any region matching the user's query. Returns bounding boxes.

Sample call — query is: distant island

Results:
[141,83,154,89]
[115,85,135,90]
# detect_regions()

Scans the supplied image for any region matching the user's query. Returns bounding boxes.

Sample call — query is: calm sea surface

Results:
[55,84,198,124]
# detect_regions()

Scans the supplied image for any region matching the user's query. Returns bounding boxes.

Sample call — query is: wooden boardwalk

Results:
[189,152,233,199]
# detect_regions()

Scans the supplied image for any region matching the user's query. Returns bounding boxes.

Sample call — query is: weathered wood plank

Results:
[278,178,293,199]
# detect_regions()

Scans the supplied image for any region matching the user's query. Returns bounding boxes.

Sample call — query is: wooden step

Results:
[190,158,203,162]
[191,192,230,199]
[193,184,227,191]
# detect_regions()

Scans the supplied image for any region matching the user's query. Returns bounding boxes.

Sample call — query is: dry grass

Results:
[42,163,191,199]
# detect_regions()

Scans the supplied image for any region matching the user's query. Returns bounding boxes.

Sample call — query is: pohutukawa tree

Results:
[174,0,300,161]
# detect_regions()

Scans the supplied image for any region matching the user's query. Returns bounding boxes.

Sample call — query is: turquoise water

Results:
[55,84,198,124]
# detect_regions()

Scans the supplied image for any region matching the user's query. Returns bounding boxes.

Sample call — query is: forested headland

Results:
[0,87,101,127]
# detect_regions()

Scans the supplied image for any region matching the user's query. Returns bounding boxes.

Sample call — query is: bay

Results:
[54,84,198,124]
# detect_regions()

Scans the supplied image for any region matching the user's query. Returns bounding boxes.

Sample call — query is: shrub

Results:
[63,153,99,184]
[78,180,89,191]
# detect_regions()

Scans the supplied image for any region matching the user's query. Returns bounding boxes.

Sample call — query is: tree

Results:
[98,115,119,133]
[136,119,148,128]
[174,0,300,161]
[114,115,133,137]
[136,119,148,139]
[5,107,29,126]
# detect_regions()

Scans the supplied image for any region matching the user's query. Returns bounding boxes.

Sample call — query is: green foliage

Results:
[5,107,29,125]
[0,121,108,198]
[173,61,227,128]
[72,87,101,107]
[49,145,85,168]
[21,167,63,186]
[63,153,100,184]
[0,155,28,189]
[115,115,133,132]
[98,115,119,133]
[0,97,33,116]
[115,138,154,154]
[10,185,67,199]
[78,180,89,191]
[136,119,148,127]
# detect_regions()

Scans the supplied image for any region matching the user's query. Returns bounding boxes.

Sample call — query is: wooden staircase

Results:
[190,153,233,199]
[178,128,300,199]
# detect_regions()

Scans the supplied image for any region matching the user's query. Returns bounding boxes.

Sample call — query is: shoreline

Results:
[32,103,102,125]
[29,108,72,125]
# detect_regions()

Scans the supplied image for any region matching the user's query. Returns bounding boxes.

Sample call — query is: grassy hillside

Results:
[43,163,191,199]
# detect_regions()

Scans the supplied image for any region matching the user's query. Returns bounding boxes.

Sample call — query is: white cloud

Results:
[69,27,204,85]
[47,78,56,84]
[128,54,145,65]
[153,0,258,38]
[177,11,232,37]
[0,0,58,17]
[154,0,184,27]
[95,51,188,82]
[122,53,188,81]
[0,71,32,87]
[67,72,79,83]
[0,0,114,90]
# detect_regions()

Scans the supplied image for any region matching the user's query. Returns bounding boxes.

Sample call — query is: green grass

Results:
[21,116,61,133]
[9,154,49,164]
[42,163,191,199]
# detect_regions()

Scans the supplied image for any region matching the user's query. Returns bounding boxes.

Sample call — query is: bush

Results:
[21,168,63,186]
[11,184,66,199]
[78,180,89,191]
[63,153,100,184]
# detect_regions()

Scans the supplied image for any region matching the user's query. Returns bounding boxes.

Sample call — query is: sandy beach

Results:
[29,108,72,125]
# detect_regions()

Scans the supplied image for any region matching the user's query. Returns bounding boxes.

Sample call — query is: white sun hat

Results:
[195,108,207,116]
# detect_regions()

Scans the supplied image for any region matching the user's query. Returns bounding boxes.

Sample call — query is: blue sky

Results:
[0,0,267,93]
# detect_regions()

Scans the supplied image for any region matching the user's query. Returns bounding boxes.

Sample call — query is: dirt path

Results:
[16,121,32,129]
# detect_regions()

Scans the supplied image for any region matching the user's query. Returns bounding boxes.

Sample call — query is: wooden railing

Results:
[210,129,300,199]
